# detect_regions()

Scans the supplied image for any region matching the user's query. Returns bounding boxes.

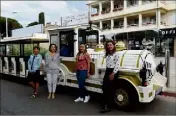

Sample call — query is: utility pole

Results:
[6,17,8,37]
[5,12,18,38]
[156,0,160,54]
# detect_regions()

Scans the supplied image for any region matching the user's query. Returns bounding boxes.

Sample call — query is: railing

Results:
[113,6,124,12]
[127,23,139,27]
[90,54,104,60]
[113,25,124,29]
[91,13,99,17]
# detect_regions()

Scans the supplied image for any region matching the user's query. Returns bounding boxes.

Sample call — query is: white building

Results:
[87,0,176,57]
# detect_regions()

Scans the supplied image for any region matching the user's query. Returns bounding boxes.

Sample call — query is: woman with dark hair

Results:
[44,44,60,99]
[74,43,91,103]
[100,40,120,113]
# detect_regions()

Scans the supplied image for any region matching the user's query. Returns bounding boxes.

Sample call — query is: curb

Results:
[162,91,176,97]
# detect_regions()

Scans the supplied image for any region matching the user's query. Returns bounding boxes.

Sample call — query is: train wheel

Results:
[114,88,130,110]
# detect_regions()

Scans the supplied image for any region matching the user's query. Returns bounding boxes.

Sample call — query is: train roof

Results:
[0,33,49,44]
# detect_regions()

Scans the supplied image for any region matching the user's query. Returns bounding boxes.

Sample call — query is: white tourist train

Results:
[0,24,167,110]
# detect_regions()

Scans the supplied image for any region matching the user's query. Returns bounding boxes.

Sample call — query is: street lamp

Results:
[6,11,18,37]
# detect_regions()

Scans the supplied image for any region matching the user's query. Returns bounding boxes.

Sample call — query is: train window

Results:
[24,44,37,56]
[12,44,20,56]
[39,43,49,57]
[60,31,74,57]
[78,29,99,49]
[86,34,98,49]
[6,44,20,56]
[0,45,5,56]
[50,35,59,45]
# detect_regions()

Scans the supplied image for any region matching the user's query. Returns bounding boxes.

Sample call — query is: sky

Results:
[1,1,88,27]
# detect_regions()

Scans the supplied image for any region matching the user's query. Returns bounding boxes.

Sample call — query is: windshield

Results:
[78,29,99,49]
[86,34,98,49]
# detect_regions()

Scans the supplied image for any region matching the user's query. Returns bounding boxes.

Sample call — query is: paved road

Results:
[1,79,176,115]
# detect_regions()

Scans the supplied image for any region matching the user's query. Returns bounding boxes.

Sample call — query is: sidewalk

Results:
[155,57,176,97]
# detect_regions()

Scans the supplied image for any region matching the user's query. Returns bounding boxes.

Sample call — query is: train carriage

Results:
[0,24,167,110]
[47,24,167,109]
[0,33,49,78]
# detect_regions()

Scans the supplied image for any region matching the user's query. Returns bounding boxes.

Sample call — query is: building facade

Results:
[87,0,176,57]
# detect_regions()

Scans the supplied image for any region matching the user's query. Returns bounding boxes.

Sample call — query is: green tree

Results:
[26,21,38,27]
[39,12,45,26]
[0,16,23,37]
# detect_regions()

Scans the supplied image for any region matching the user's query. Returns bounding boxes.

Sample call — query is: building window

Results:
[102,20,111,30]
[91,4,99,16]
[101,2,111,14]
[155,37,174,57]
[113,0,124,12]
[114,18,124,29]
[142,0,156,4]
[127,15,139,27]
[127,0,138,7]
[142,14,156,26]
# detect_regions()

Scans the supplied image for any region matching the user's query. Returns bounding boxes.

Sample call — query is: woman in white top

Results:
[100,40,120,113]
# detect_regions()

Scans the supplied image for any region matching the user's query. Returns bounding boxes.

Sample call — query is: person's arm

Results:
[75,54,78,62]
[109,53,120,80]
[56,53,60,66]
[44,53,49,65]
[113,53,120,74]
[86,53,91,74]
[28,56,31,72]
[36,55,43,71]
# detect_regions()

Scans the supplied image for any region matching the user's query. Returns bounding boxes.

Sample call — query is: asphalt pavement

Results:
[0,78,176,115]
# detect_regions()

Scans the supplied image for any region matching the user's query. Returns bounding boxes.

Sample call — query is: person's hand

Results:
[87,72,90,78]
[109,72,114,81]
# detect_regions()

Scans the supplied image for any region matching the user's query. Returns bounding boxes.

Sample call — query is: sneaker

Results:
[30,94,37,99]
[74,97,83,102]
[84,95,90,103]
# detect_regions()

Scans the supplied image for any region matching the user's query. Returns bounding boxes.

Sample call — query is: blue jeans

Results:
[76,70,88,98]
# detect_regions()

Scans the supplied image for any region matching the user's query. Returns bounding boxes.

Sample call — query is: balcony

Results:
[127,0,138,7]
[127,15,139,28]
[102,20,111,30]
[92,22,100,28]
[142,0,156,5]
[101,1,111,15]
[91,4,99,17]
[113,0,124,12]
[114,18,124,29]
[142,13,156,26]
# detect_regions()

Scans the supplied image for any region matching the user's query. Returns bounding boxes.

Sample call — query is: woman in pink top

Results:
[74,44,91,103]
